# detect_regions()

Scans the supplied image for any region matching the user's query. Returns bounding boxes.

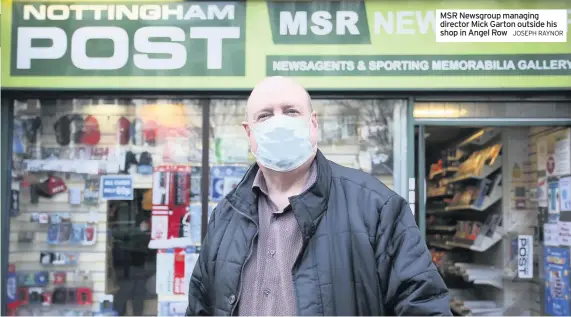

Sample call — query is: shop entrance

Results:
[415,122,571,316]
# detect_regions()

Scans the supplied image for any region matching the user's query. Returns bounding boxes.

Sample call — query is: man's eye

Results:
[257,113,270,121]
[285,109,299,115]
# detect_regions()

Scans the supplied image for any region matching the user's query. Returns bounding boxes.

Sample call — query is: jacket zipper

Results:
[229,202,258,316]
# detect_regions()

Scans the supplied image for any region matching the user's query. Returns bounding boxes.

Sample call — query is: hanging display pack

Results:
[149,165,193,249]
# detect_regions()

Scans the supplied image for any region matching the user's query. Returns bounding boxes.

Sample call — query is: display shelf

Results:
[429,225,456,232]
[457,128,500,150]
[427,186,454,199]
[450,301,470,316]
[445,184,502,212]
[450,263,503,290]
[451,299,502,316]
[445,155,502,185]
[429,167,459,180]
[446,230,503,252]
[428,241,454,250]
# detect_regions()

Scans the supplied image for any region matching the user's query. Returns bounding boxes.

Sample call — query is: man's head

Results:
[243,76,319,171]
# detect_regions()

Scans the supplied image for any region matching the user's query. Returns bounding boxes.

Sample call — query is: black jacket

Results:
[186,151,451,316]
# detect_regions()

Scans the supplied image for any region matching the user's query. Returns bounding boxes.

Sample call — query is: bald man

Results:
[186,77,450,316]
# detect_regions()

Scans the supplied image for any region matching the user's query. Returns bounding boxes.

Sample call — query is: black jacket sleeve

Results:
[376,195,452,316]
[186,209,216,316]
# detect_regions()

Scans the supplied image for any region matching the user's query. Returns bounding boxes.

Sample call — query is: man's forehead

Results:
[247,77,310,113]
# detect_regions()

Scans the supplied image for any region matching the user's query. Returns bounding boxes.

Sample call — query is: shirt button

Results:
[269,250,276,257]
[228,294,236,305]
[263,289,270,297]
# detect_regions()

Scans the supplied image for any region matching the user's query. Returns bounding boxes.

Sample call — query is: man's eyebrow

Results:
[252,107,273,118]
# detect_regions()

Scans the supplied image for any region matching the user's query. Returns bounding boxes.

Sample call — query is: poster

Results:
[544,247,571,316]
[537,137,549,173]
[99,175,133,200]
[210,165,248,202]
[560,177,571,212]
[558,222,571,247]
[554,130,571,176]
[550,181,561,215]
[538,176,549,208]
[158,301,187,316]
[215,134,250,164]
[540,129,571,177]
[545,223,560,247]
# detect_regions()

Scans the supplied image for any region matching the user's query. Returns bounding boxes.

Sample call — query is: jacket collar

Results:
[226,150,332,238]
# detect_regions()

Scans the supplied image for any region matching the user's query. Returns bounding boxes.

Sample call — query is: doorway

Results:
[416,124,571,316]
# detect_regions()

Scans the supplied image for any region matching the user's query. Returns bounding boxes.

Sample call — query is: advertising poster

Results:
[553,130,571,177]
[560,177,571,212]
[545,223,560,247]
[538,176,549,208]
[550,181,561,215]
[537,137,549,173]
[210,165,248,202]
[544,247,571,316]
[540,129,571,178]
[99,175,133,200]
[158,301,187,316]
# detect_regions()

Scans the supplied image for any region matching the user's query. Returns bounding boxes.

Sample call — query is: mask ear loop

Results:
[308,114,318,153]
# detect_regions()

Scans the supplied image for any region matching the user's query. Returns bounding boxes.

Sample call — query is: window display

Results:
[8,99,203,316]
[6,97,400,316]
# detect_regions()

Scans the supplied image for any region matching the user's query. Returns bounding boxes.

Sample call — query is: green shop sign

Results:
[1,0,570,90]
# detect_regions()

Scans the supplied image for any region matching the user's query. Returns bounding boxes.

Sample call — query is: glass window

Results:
[313,99,400,189]
[209,99,252,205]
[6,97,404,316]
[7,99,203,316]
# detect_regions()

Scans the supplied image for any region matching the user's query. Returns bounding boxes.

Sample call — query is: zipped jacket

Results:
[186,150,451,316]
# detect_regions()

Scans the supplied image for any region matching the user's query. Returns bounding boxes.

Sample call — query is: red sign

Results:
[547,156,555,175]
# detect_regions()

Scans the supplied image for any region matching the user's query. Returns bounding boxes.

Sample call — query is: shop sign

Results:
[10,2,246,76]
[517,235,533,279]
[100,175,134,200]
[2,0,571,89]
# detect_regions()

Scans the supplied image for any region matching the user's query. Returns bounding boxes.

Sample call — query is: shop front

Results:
[1,0,570,316]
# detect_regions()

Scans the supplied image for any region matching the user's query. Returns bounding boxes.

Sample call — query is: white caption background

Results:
[436,9,568,42]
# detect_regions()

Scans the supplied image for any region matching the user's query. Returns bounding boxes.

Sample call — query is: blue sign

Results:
[210,165,248,202]
[100,175,133,200]
[6,270,17,304]
[545,247,571,316]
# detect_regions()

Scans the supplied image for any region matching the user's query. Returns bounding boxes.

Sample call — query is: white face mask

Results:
[251,115,315,172]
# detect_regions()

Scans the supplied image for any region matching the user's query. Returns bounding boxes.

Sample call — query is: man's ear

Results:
[242,121,251,137]
[311,111,319,128]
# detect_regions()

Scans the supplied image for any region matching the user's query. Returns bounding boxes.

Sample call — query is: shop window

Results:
[7,98,203,316]
[313,99,398,189]
[6,97,402,316]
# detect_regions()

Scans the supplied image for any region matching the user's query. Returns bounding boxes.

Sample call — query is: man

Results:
[186,77,451,316]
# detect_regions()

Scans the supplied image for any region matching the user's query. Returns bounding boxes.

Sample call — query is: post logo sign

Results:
[518,235,534,279]
[11,2,246,76]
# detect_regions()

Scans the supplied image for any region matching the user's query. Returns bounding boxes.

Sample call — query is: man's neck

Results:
[260,154,316,197]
